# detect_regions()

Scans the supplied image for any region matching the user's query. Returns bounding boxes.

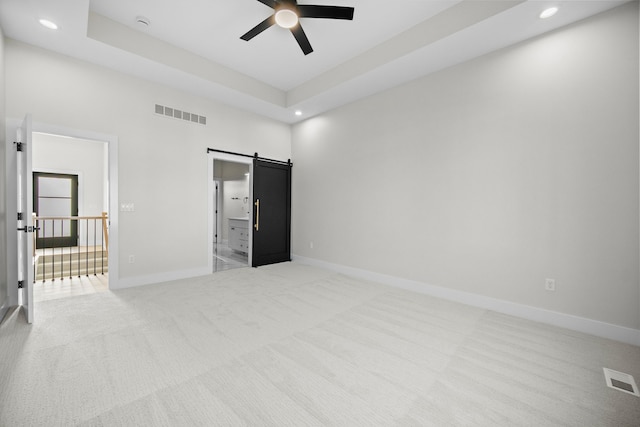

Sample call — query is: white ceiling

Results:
[0,0,630,123]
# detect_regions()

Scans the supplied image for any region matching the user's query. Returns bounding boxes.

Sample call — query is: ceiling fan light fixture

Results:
[275,8,299,28]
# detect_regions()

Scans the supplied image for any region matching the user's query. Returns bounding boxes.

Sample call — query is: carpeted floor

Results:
[1,262,638,426]
[34,274,109,302]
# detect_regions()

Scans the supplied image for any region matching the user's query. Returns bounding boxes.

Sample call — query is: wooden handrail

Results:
[32,213,110,281]
[35,216,106,220]
[102,212,109,257]
[33,214,109,255]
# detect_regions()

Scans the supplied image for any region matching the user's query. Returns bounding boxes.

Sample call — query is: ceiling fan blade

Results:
[298,5,354,20]
[240,15,276,41]
[256,0,277,8]
[290,25,313,55]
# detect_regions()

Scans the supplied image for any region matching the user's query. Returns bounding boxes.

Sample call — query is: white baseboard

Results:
[111,267,211,290]
[292,255,640,347]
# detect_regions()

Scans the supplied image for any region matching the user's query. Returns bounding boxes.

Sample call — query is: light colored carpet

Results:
[0,262,638,426]
[34,274,109,302]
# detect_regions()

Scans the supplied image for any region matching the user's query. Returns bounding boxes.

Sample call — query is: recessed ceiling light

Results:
[295,110,302,116]
[275,8,299,28]
[540,7,558,19]
[38,19,58,30]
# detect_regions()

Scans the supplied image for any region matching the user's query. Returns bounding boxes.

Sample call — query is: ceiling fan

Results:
[240,0,355,55]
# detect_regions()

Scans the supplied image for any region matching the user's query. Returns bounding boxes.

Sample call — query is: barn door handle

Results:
[254,199,260,231]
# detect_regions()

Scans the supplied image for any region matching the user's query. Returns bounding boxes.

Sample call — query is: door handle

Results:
[254,199,260,231]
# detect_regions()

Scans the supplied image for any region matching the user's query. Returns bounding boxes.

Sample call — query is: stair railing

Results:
[33,212,109,282]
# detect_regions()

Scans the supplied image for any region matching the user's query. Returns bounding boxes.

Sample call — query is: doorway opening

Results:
[31,132,110,302]
[212,159,251,272]
[207,148,292,272]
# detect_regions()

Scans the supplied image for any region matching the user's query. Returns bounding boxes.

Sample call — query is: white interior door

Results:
[16,114,34,323]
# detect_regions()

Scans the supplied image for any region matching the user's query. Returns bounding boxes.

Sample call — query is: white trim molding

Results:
[292,255,640,347]
[207,151,254,273]
[30,121,119,290]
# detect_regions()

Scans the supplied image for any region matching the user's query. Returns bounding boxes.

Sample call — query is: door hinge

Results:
[18,281,24,289]
[15,142,23,152]
[17,212,23,221]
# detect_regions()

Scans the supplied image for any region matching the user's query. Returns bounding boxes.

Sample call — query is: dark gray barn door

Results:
[252,158,291,267]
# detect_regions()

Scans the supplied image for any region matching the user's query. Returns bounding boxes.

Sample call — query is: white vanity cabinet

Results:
[228,218,249,253]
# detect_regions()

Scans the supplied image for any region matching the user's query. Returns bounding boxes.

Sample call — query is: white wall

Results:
[5,40,290,286]
[0,24,8,320]
[32,133,107,246]
[292,3,640,331]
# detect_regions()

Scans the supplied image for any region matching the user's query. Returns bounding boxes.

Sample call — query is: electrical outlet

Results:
[129,255,135,264]
[545,278,556,291]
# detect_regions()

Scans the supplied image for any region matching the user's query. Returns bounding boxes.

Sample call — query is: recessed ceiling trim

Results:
[87,12,286,108]
[4,0,625,125]
[288,0,525,106]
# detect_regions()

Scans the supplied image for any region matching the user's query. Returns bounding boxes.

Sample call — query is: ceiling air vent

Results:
[154,104,206,126]
[603,368,639,397]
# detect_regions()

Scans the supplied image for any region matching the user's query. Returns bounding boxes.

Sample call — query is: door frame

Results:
[5,119,119,307]
[207,151,253,273]
[213,179,222,245]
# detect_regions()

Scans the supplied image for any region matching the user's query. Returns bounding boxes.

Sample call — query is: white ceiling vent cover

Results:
[154,104,206,126]
[603,368,639,397]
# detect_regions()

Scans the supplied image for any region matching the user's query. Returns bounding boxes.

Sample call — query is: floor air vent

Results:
[603,368,639,397]
[155,104,206,125]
